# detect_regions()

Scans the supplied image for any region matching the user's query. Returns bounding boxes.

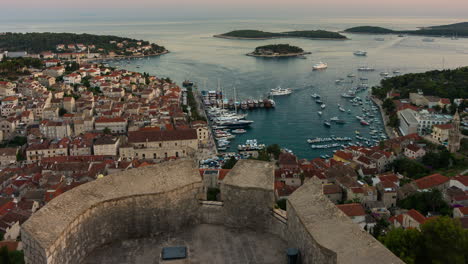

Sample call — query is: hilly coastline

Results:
[214,30,347,40]
[344,22,468,37]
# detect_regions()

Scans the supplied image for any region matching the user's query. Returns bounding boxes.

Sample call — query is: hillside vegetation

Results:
[253,44,304,54]
[217,29,347,39]
[0,32,166,54]
[345,22,468,36]
[372,67,468,100]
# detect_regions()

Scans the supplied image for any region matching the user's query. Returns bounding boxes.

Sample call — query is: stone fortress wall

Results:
[22,159,404,264]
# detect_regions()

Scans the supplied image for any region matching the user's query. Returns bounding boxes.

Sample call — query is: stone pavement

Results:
[84,224,287,264]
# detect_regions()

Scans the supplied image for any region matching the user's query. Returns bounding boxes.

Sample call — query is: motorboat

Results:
[313,62,328,70]
[311,93,321,98]
[231,129,247,134]
[270,87,292,96]
[353,50,367,56]
[317,111,323,116]
[358,66,375,72]
[339,106,346,112]
[321,104,326,109]
[323,121,331,127]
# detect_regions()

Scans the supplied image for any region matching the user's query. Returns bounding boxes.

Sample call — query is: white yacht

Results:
[269,87,292,96]
[358,66,375,72]
[321,104,326,109]
[353,50,367,56]
[313,62,328,70]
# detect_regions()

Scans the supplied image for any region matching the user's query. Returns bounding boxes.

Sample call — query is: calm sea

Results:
[3,17,468,159]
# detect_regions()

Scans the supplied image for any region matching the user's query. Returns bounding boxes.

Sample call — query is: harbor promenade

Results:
[370,96,398,139]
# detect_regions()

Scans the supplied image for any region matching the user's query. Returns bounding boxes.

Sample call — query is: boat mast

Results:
[234,85,237,112]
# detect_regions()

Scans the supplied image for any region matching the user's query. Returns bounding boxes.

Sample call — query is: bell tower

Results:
[448,109,461,153]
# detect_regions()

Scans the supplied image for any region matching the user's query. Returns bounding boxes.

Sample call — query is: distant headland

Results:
[214,30,347,40]
[344,22,468,37]
[246,44,310,58]
[0,32,168,59]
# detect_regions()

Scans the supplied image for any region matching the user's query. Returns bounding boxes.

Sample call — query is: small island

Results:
[246,44,310,58]
[215,30,347,40]
[344,22,468,37]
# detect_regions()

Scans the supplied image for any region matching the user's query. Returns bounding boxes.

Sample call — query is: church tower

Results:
[448,109,461,153]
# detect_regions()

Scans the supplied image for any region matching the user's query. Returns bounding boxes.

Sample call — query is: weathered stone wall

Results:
[286,200,337,264]
[22,160,403,264]
[22,184,201,264]
[221,185,275,231]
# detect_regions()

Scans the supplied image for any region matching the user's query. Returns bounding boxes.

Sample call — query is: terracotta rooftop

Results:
[336,203,366,217]
[414,173,449,190]
[406,209,426,224]
[128,129,197,143]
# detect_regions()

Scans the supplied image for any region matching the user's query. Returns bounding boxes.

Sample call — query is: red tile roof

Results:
[336,203,366,217]
[457,207,468,215]
[414,174,449,190]
[334,150,353,161]
[323,184,342,195]
[433,123,452,130]
[128,129,197,143]
[406,209,426,224]
[453,175,468,187]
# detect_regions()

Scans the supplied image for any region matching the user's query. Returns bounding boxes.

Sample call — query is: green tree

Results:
[222,157,237,169]
[372,218,389,238]
[58,108,67,117]
[266,144,281,160]
[103,127,111,135]
[380,227,421,264]
[397,189,451,216]
[419,217,468,264]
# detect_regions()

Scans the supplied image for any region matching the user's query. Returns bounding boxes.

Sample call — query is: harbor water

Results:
[5,17,468,159]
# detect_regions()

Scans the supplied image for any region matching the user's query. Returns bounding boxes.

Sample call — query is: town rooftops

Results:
[453,175,468,187]
[406,209,426,224]
[433,123,453,130]
[323,184,342,195]
[95,117,126,123]
[414,173,449,190]
[128,129,197,143]
[336,203,366,217]
[406,144,422,152]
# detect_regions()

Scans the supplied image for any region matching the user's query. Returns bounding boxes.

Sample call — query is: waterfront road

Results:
[371,96,399,139]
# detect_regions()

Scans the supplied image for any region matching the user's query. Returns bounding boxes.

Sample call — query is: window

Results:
[165,152,168,158]
[153,153,156,159]
[159,143,162,147]
[176,152,179,158]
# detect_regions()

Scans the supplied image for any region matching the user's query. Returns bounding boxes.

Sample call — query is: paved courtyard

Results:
[84,224,287,264]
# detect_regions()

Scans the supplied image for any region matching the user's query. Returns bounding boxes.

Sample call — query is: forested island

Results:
[246,44,309,57]
[372,67,468,100]
[0,32,167,56]
[344,22,468,37]
[214,30,347,40]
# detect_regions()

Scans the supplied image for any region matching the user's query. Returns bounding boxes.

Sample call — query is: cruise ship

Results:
[313,62,328,70]
[353,50,367,56]
[270,87,292,96]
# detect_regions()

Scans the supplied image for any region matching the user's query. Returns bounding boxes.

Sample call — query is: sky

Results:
[2,0,468,20]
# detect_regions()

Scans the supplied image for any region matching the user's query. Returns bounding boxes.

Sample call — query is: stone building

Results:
[119,129,198,160]
[0,147,18,167]
[21,160,404,264]
[448,110,461,153]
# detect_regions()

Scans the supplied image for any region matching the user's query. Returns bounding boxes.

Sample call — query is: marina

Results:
[100,18,468,159]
